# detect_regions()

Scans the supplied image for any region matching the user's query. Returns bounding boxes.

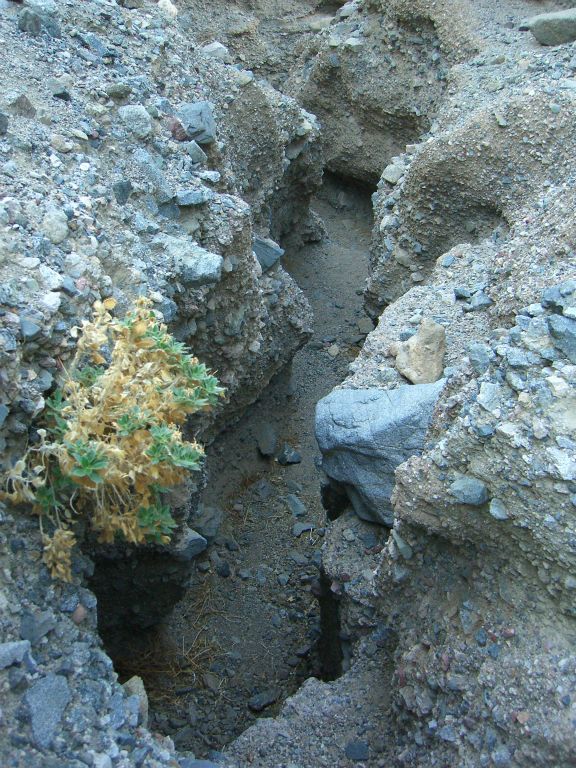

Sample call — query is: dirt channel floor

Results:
[136,177,376,757]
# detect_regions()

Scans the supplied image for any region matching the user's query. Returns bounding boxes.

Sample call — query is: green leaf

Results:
[137,503,178,543]
[73,365,105,387]
[116,408,152,436]
[44,389,69,438]
[65,441,108,483]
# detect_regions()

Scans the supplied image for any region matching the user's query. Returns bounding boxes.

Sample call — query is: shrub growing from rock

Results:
[1,297,224,581]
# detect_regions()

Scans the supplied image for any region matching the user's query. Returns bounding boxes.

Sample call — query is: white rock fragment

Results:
[157,0,178,19]
[382,161,405,185]
[42,209,69,244]
[118,105,152,139]
[201,42,231,62]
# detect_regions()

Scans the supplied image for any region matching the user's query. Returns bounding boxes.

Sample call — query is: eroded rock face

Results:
[1,0,576,766]
[366,65,576,317]
[393,283,576,616]
[285,0,478,183]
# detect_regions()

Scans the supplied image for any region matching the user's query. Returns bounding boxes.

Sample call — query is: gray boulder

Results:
[192,505,223,544]
[525,10,576,46]
[548,314,576,364]
[172,527,208,561]
[449,476,489,506]
[315,381,445,525]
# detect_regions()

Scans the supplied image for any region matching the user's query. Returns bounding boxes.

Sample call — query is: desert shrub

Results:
[1,297,224,581]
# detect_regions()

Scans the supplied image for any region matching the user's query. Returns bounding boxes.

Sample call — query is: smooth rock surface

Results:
[316,381,445,524]
[527,10,576,46]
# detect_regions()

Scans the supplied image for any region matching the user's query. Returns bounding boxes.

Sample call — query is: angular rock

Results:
[185,140,208,165]
[315,381,445,525]
[393,318,446,384]
[548,314,576,363]
[285,493,306,517]
[8,93,36,118]
[248,689,278,712]
[112,180,133,205]
[468,342,491,375]
[133,148,174,203]
[541,280,576,314]
[20,317,41,340]
[25,673,71,749]
[172,528,208,561]
[24,0,61,37]
[526,10,576,46]
[192,505,223,544]
[382,163,404,185]
[293,522,314,537]
[18,9,42,36]
[122,676,148,728]
[0,112,8,136]
[253,236,284,272]
[201,41,230,61]
[20,610,56,645]
[175,187,214,206]
[175,101,217,145]
[0,640,31,669]
[277,444,302,465]
[469,290,493,311]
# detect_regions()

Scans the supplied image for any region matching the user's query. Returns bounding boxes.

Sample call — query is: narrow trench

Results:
[102,173,376,758]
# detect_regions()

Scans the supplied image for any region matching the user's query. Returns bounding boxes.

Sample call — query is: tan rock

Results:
[51,134,73,153]
[393,318,445,384]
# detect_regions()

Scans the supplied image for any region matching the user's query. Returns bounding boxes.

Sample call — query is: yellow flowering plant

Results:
[1,296,224,581]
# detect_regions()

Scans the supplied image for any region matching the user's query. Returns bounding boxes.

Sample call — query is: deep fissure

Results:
[96,174,376,756]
